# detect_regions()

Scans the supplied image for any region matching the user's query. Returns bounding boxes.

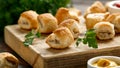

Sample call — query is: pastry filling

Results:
[98,31,111,39]
[49,38,60,44]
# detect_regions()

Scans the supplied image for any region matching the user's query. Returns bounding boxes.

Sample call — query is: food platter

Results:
[4,16,120,68]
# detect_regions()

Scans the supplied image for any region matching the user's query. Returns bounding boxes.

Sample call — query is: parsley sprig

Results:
[76,29,98,48]
[23,30,41,46]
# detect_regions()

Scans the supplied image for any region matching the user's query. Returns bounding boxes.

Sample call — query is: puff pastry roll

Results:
[0,52,19,68]
[94,22,115,40]
[59,19,80,38]
[46,27,74,49]
[113,15,120,33]
[18,10,39,30]
[106,13,120,33]
[84,1,106,18]
[37,13,58,33]
[55,7,81,24]
[85,12,109,29]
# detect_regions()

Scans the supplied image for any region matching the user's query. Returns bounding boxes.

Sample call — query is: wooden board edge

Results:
[4,26,39,66]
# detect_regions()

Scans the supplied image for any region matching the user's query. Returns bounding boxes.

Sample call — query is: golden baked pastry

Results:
[59,19,80,38]
[46,27,74,49]
[84,1,106,18]
[106,13,120,33]
[18,10,39,30]
[0,52,19,68]
[85,12,109,29]
[55,7,81,24]
[94,22,115,40]
[37,13,58,33]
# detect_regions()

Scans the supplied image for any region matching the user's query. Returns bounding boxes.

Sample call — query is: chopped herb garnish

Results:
[23,30,41,46]
[76,29,98,48]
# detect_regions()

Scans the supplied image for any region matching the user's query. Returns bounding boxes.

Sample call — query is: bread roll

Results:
[0,52,19,68]
[59,19,80,38]
[55,7,81,24]
[18,10,39,30]
[37,13,58,33]
[46,27,74,49]
[94,22,115,40]
[84,1,106,18]
[85,12,109,29]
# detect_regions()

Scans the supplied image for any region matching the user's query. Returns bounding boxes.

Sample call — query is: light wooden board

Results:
[4,19,120,68]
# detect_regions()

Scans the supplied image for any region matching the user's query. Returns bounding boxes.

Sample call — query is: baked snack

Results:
[113,15,120,33]
[18,10,39,30]
[94,22,115,40]
[55,7,81,24]
[0,52,19,68]
[37,13,58,33]
[59,19,80,38]
[46,27,74,49]
[105,13,120,33]
[85,12,109,29]
[84,1,106,18]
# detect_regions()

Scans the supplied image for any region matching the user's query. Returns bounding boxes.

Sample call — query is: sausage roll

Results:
[94,22,115,40]
[105,13,120,33]
[113,15,120,33]
[85,12,109,29]
[59,19,80,38]
[37,13,58,33]
[0,52,19,68]
[46,27,74,49]
[84,1,106,18]
[18,10,39,30]
[55,7,81,24]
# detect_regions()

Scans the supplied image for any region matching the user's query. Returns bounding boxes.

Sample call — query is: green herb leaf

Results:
[23,29,41,46]
[23,38,34,46]
[76,29,98,48]
[76,38,82,47]
[35,32,41,38]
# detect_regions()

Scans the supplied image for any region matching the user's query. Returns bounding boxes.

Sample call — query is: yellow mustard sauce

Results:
[93,58,119,68]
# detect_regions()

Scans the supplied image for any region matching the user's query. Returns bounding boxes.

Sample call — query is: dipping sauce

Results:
[106,1,120,13]
[113,2,120,8]
[93,58,119,68]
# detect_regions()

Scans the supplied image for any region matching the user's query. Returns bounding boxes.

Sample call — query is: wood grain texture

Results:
[4,16,120,68]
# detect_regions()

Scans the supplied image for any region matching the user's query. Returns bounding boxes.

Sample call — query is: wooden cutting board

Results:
[4,18,120,68]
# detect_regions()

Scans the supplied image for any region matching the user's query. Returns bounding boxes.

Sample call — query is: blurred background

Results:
[0,0,113,68]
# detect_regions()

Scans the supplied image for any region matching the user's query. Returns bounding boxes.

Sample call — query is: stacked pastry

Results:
[84,1,120,40]
[18,8,81,49]
[46,7,81,49]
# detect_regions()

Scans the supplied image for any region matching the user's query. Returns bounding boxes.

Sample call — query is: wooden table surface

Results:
[0,0,112,68]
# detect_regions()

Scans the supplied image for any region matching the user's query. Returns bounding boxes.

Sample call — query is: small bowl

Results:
[87,56,120,68]
[106,1,120,13]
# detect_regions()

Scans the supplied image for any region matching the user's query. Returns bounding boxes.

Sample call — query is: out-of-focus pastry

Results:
[37,13,58,33]
[106,13,120,33]
[85,12,110,29]
[46,27,74,49]
[59,19,80,38]
[94,22,115,40]
[0,52,19,68]
[84,1,106,18]
[55,7,81,24]
[113,15,120,33]
[18,10,39,30]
